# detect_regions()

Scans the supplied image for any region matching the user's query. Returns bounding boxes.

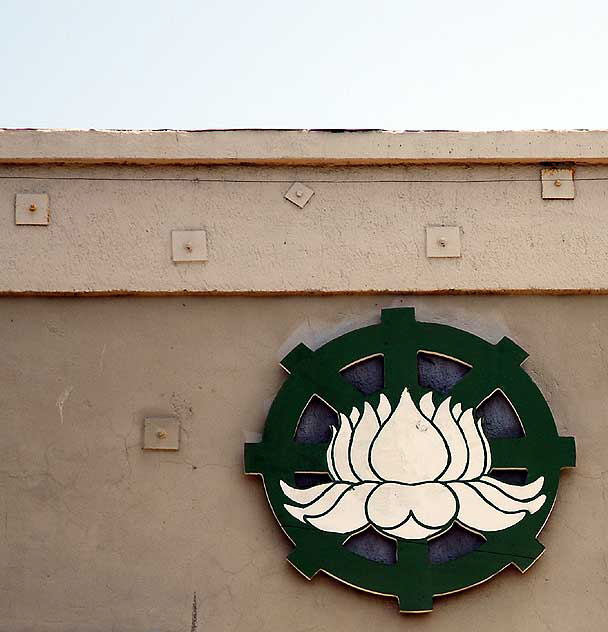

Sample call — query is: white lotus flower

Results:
[282,388,546,540]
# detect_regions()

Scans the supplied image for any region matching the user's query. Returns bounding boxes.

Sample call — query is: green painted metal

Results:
[244,307,575,613]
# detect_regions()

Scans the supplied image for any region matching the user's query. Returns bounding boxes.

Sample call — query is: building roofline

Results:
[2,128,608,166]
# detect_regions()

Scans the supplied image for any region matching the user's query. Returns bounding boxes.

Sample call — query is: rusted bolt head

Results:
[554,179,562,187]
[29,203,37,212]
[156,430,168,439]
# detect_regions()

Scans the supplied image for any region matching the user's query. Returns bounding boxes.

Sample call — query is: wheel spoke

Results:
[282,342,365,412]
[396,540,432,613]
[381,308,420,399]
[245,442,329,475]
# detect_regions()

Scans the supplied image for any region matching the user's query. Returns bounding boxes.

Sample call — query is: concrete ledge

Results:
[2,129,608,165]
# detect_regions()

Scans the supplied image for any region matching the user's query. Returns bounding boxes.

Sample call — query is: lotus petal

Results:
[468,480,546,514]
[280,480,334,505]
[434,397,469,482]
[284,482,352,522]
[376,394,392,424]
[332,413,358,482]
[419,391,435,419]
[459,410,489,480]
[326,426,339,480]
[307,483,376,533]
[349,402,381,481]
[366,482,457,531]
[384,518,443,540]
[479,474,545,500]
[369,388,449,483]
[449,482,529,531]
[479,419,491,475]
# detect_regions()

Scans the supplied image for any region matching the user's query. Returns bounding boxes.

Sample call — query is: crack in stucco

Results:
[56,386,73,424]
[190,592,198,632]
[99,343,107,374]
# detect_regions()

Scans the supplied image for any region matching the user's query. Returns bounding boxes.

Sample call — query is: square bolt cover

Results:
[172,229,208,262]
[284,182,314,208]
[426,226,461,258]
[143,416,180,450]
[15,193,49,225]
[541,168,575,199]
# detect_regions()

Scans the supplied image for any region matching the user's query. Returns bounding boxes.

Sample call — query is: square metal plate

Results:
[143,417,180,450]
[15,193,50,225]
[426,226,461,258]
[541,168,575,199]
[172,229,208,262]
[284,182,314,208]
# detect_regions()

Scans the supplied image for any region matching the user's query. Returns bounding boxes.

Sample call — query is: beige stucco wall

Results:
[0,295,602,632]
[0,130,606,631]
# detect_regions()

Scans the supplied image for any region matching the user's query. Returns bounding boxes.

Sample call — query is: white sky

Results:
[2,0,608,130]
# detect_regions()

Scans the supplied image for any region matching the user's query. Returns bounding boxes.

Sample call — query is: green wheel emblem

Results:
[244,308,575,613]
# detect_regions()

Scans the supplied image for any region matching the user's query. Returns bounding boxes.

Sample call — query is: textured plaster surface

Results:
[3,163,608,293]
[0,295,603,631]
